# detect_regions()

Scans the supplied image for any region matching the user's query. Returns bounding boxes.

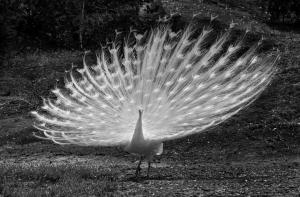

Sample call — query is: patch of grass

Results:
[0,50,83,118]
[2,50,82,79]
[0,164,118,182]
[0,117,41,146]
[0,163,119,196]
[0,158,299,196]
[2,127,41,146]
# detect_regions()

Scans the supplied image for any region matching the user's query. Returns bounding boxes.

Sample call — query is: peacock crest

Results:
[31,24,278,151]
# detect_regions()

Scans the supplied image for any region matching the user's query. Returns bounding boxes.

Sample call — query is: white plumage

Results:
[32,25,277,177]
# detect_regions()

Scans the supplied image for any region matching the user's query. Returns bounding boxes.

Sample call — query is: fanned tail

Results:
[32,25,278,145]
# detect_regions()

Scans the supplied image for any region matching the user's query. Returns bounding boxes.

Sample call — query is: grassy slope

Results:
[0,0,299,196]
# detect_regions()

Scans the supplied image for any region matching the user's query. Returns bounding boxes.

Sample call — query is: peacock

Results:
[31,23,278,177]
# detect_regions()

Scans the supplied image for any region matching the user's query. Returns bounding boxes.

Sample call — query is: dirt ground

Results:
[0,104,299,196]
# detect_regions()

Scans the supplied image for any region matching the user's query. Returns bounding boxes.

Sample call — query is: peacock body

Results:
[32,25,277,173]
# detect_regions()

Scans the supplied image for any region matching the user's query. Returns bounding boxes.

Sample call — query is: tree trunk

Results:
[79,0,85,50]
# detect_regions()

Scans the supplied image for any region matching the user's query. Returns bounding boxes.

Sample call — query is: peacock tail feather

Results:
[31,25,278,146]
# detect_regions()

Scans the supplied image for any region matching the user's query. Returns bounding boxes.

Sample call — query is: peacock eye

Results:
[209,72,216,78]
[163,45,172,50]
[135,34,143,40]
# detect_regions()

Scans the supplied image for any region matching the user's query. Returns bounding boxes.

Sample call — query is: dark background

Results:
[1,0,299,53]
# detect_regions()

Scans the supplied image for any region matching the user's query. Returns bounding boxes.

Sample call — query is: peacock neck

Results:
[130,110,145,144]
[124,109,164,159]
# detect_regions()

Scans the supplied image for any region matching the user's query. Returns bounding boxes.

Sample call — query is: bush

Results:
[262,0,300,24]
[0,0,166,52]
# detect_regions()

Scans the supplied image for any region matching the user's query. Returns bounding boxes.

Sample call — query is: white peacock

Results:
[31,24,278,177]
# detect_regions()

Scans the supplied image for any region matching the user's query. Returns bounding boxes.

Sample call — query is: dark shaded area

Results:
[1,0,299,55]
[0,0,166,57]
[264,0,300,24]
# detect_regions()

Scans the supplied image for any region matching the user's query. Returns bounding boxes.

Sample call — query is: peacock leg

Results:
[135,156,143,177]
[146,161,151,178]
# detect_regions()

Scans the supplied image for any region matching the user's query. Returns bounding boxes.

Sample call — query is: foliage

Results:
[0,0,162,52]
[261,0,300,24]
